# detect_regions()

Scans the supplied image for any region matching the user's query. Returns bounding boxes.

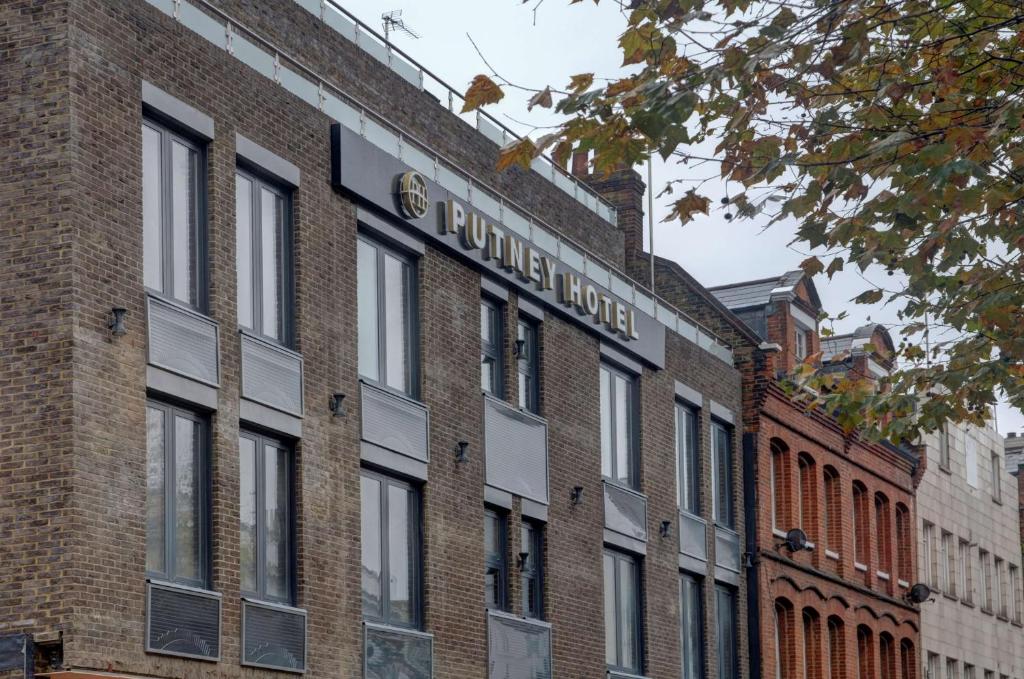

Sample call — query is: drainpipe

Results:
[743,431,761,679]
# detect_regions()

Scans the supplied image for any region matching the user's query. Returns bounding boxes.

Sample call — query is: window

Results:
[875,493,892,576]
[480,298,504,397]
[361,470,421,628]
[856,626,874,679]
[923,522,938,589]
[600,363,637,488]
[676,403,700,515]
[990,451,1001,502]
[899,640,915,679]
[895,504,911,584]
[964,665,976,679]
[984,671,995,679]
[827,617,845,679]
[823,466,840,553]
[603,549,641,673]
[239,431,294,603]
[142,118,205,309]
[941,531,955,595]
[145,401,208,587]
[1010,564,1021,623]
[938,423,950,470]
[770,439,789,531]
[795,327,808,361]
[773,600,794,679]
[927,653,941,679]
[520,520,543,619]
[516,318,540,413]
[946,659,958,679]
[484,507,509,611]
[803,608,822,679]
[236,169,292,344]
[712,421,735,529]
[716,585,738,679]
[358,236,417,396]
[958,539,972,603]
[979,549,992,611]
[679,573,703,679]
[798,454,816,540]
[966,434,979,488]
[994,557,1007,617]
[852,482,869,567]
[879,633,895,679]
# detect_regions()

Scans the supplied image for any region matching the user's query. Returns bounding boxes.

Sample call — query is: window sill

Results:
[854,562,868,573]
[939,464,952,475]
[1012,619,1023,628]
[825,549,840,561]
[960,599,975,609]
[897,579,910,589]
[996,613,1010,622]
[772,528,788,539]
[877,571,891,581]
[992,496,1003,505]
[981,606,994,615]
[943,592,959,602]
[359,377,422,406]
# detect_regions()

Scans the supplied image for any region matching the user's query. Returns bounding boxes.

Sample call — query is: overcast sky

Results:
[343,0,1024,436]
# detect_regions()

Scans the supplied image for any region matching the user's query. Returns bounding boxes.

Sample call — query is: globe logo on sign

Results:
[398,171,429,219]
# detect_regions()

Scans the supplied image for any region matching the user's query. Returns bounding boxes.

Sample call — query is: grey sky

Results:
[343,0,1023,436]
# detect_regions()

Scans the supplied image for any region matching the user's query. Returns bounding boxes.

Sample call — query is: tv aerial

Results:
[382,10,420,42]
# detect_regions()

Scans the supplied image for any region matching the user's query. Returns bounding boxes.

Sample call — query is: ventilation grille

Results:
[242,599,307,673]
[147,294,219,386]
[240,332,304,416]
[484,396,549,505]
[361,382,429,463]
[364,623,432,679]
[487,612,552,679]
[146,581,220,661]
[603,482,648,542]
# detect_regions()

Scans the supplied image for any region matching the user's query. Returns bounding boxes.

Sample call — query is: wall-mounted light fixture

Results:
[906,583,933,604]
[517,551,530,570]
[570,485,584,506]
[513,339,526,357]
[329,392,346,417]
[455,441,470,463]
[660,520,672,538]
[782,527,812,553]
[108,307,127,336]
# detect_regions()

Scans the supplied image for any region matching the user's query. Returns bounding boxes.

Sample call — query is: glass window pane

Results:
[518,372,528,410]
[170,141,197,305]
[174,415,201,582]
[360,475,382,619]
[387,484,413,624]
[357,240,379,382]
[142,126,163,293]
[603,553,616,666]
[480,301,493,341]
[236,175,253,330]
[260,187,282,340]
[681,576,702,679]
[239,436,257,594]
[614,375,630,485]
[481,357,494,394]
[384,254,409,392]
[618,558,637,670]
[600,368,612,478]
[145,406,166,575]
[264,444,289,600]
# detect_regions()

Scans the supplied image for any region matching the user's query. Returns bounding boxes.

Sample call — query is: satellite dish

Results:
[783,528,812,553]
[907,583,932,604]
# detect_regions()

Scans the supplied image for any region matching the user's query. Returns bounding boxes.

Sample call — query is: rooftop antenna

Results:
[382,10,420,42]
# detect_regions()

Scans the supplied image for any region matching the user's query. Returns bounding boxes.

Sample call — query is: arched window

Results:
[875,492,892,576]
[827,616,845,679]
[879,633,895,679]
[771,439,790,531]
[798,453,817,541]
[856,625,874,679]
[894,503,911,584]
[852,482,870,567]
[899,639,916,679]
[803,608,822,679]
[775,598,795,679]
[823,466,840,553]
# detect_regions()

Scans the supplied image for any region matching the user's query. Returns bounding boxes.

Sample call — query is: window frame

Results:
[357,234,419,398]
[716,584,739,679]
[480,297,505,399]
[360,468,423,629]
[603,548,643,674]
[712,420,735,529]
[520,519,544,620]
[235,165,294,346]
[142,117,208,312]
[600,361,639,489]
[516,316,540,414]
[676,402,701,516]
[679,572,704,679]
[145,399,210,589]
[238,429,296,605]
[484,506,510,612]
[990,451,1002,502]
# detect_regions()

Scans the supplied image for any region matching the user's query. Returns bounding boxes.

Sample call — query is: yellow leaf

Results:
[462,75,505,113]
[568,73,595,94]
[497,138,537,172]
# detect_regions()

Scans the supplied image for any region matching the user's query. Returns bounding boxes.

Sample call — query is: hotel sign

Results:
[331,125,665,367]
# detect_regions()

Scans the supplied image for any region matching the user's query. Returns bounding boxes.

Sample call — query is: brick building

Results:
[709,274,923,679]
[0,2,757,679]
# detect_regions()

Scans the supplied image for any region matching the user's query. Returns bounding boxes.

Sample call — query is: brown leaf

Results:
[799,256,824,276]
[568,73,595,94]
[461,75,505,113]
[496,138,537,172]
[528,86,553,111]
[666,191,710,223]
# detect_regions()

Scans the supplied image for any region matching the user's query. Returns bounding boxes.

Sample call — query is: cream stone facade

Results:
[918,419,1024,679]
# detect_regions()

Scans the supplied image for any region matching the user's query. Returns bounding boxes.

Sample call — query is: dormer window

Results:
[794,327,808,361]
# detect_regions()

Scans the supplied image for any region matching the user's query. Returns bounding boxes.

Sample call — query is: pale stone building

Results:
[918,419,1024,679]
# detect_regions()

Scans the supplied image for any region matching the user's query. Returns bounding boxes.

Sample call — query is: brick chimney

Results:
[570,151,647,262]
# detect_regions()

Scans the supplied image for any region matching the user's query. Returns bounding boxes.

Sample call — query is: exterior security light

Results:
[660,520,672,538]
[108,307,128,336]
[907,583,932,604]
[517,551,530,570]
[329,392,346,417]
[570,485,584,506]
[455,441,469,463]
[783,528,812,553]
[513,339,526,357]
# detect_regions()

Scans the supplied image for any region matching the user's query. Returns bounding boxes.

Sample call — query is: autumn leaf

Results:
[568,73,595,94]
[461,75,505,113]
[528,86,553,111]
[496,138,537,172]
[666,191,710,223]
[799,256,824,277]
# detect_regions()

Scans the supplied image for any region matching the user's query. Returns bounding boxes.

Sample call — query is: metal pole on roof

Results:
[648,154,655,294]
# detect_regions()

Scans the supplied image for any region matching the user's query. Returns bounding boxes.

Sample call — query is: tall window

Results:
[712,421,735,529]
[856,626,874,679]
[852,482,869,566]
[236,169,291,343]
[600,363,637,488]
[773,600,793,679]
[603,549,641,673]
[823,466,840,553]
[239,431,293,603]
[803,609,821,679]
[516,318,540,413]
[958,539,972,603]
[965,434,979,488]
[679,573,703,679]
[676,403,700,515]
[143,119,205,308]
[964,665,976,679]
[358,236,416,396]
[899,640,915,679]
[145,401,208,587]
[1010,565,1022,623]
[895,504,911,584]
[879,633,895,679]
[716,585,739,679]
[941,531,955,595]
[520,521,543,619]
[923,522,938,589]
[990,451,1001,502]
[480,298,504,397]
[484,507,509,611]
[979,549,992,610]
[926,653,941,679]
[770,439,789,531]
[795,327,808,361]
[361,470,420,628]
[946,659,958,679]
[827,617,845,679]
[798,454,816,540]
[938,423,950,469]
[994,557,1007,617]
[875,493,892,576]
